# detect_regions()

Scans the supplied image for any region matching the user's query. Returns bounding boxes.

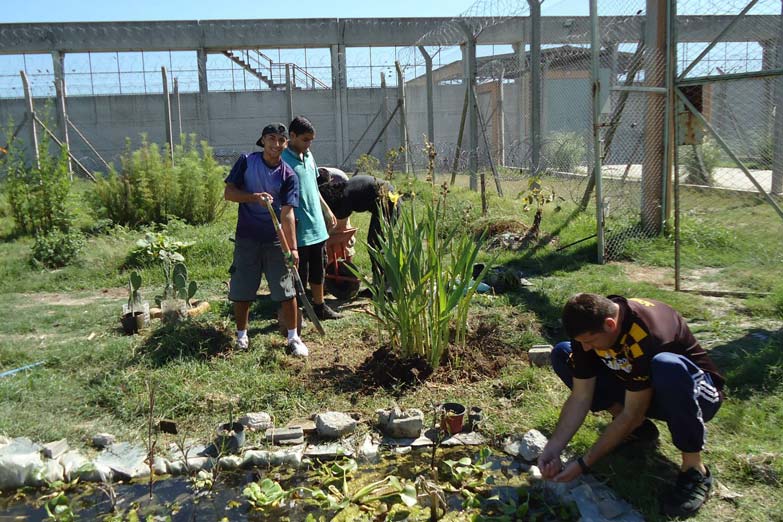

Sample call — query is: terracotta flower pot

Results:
[439,402,466,435]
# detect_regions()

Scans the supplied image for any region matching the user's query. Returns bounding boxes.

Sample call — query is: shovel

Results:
[263,198,325,336]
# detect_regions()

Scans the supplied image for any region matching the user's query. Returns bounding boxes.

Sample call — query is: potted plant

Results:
[439,402,466,435]
[121,271,147,334]
[156,251,188,324]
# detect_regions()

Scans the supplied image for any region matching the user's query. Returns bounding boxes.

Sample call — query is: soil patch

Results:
[305,317,527,393]
[616,262,674,289]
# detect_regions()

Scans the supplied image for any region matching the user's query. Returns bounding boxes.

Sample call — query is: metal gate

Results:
[590,0,783,293]
[673,0,783,294]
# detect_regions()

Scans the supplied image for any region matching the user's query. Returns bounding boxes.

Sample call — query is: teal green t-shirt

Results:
[282,147,329,247]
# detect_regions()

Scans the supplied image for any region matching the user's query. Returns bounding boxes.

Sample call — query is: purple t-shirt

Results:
[225,152,299,242]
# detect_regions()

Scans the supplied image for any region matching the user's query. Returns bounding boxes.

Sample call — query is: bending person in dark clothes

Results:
[317,167,400,279]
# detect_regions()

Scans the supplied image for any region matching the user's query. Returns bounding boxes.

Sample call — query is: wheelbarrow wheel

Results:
[324,260,361,300]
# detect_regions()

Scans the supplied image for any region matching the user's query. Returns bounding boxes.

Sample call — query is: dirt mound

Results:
[325,324,526,392]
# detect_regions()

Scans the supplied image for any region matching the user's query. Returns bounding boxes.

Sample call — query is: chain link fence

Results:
[672,0,783,293]
[3,4,782,279]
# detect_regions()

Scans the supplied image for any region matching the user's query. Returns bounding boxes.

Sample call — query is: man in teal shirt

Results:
[282,116,342,320]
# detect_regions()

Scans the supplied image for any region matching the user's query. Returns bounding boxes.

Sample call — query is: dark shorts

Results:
[228,237,295,302]
[297,241,326,285]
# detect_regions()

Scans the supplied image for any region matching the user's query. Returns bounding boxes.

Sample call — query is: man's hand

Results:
[553,460,583,482]
[537,446,563,480]
[253,192,273,205]
[284,249,299,269]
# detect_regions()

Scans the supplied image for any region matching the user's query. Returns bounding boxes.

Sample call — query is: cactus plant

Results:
[127,271,143,314]
[172,262,198,307]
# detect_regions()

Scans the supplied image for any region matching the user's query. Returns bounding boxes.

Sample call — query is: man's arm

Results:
[553,387,653,482]
[224,182,273,205]
[319,193,337,229]
[538,377,595,480]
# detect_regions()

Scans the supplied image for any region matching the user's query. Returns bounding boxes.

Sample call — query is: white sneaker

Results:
[287,337,309,357]
[235,336,249,350]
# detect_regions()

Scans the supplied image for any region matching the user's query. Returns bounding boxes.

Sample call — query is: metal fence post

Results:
[529,0,542,176]
[395,61,410,174]
[590,0,605,263]
[286,64,294,124]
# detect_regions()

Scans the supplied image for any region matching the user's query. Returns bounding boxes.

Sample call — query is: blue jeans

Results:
[551,341,722,453]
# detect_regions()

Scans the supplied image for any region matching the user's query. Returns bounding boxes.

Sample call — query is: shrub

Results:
[355,153,381,174]
[361,195,488,369]
[2,124,73,236]
[680,138,722,186]
[31,229,84,268]
[542,131,587,173]
[89,134,225,227]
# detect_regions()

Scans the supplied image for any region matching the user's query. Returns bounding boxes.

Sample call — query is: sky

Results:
[0,0,777,97]
[0,0,591,23]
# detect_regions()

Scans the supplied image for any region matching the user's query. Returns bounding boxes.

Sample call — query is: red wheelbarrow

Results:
[324,227,362,300]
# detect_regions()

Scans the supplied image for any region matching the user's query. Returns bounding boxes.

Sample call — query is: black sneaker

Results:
[663,467,713,518]
[314,303,342,320]
[617,418,659,449]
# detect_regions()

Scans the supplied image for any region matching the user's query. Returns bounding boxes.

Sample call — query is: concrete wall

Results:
[1,74,765,176]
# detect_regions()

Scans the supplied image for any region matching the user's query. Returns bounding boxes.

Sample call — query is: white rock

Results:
[91,433,116,449]
[270,448,303,467]
[528,465,542,480]
[528,345,553,367]
[42,460,64,484]
[304,442,353,459]
[42,439,69,460]
[75,461,114,483]
[377,407,424,438]
[238,412,273,431]
[95,442,149,480]
[0,440,45,489]
[59,451,90,482]
[242,450,271,467]
[520,429,549,460]
[394,446,412,455]
[217,455,243,470]
[185,456,210,473]
[357,434,380,463]
[152,456,170,475]
[504,429,549,461]
[315,411,357,439]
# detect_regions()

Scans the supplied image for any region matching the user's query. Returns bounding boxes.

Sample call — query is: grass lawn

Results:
[0,172,781,521]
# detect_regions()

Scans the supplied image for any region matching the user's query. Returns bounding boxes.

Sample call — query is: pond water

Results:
[0,447,579,521]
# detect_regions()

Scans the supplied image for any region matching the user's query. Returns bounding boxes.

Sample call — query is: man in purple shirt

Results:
[224,123,308,357]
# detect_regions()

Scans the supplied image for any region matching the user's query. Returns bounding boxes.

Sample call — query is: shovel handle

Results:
[263,199,294,260]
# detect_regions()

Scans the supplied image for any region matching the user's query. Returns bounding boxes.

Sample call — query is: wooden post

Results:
[20,70,40,169]
[55,79,72,178]
[641,0,666,234]
[395,61,410,174]
[161,67,174,164]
